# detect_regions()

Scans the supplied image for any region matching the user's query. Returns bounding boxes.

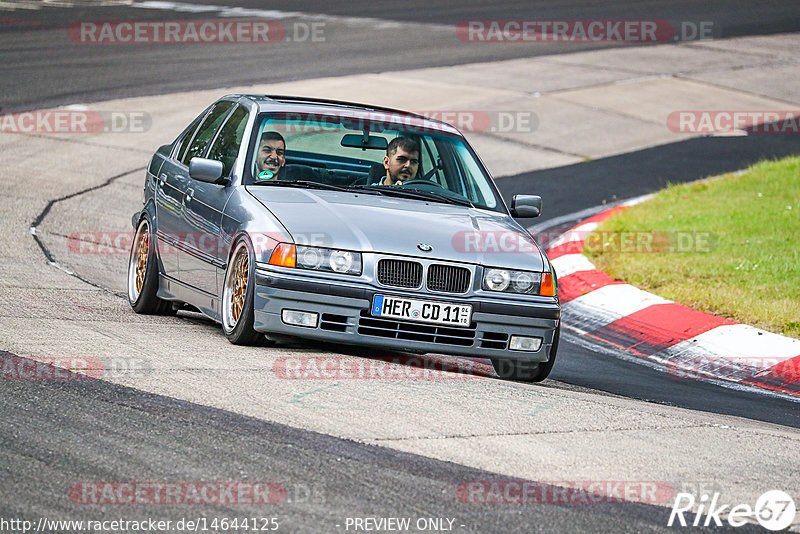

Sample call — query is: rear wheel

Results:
[491,325,560,382]
[222,238,262,345]
[127,217,174,315]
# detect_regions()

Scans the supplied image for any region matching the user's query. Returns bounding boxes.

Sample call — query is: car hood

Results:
[246,187,545,270]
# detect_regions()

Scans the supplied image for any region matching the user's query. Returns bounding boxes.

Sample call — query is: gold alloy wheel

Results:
[230,250,249,324]
[135,230,149,294]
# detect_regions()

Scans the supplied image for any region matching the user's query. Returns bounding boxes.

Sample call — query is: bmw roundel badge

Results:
[417,243,433,252]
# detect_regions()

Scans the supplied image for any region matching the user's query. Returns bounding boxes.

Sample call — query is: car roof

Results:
[227,94,462,136]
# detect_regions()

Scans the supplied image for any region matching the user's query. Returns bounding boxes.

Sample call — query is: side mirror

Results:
[189,157,226,184]
[510,195,542,218]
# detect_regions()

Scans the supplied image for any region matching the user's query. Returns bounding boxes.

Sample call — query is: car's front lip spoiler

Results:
[255,270,560,320]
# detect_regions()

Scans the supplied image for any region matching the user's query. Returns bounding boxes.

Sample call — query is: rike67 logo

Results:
[668,490,796,530]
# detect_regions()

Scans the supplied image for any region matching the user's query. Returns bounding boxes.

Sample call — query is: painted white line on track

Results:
[550,253,595,278]
[132,1,451,30]
[665,324,800,362]
[566,283,672,321]
[562,302,628,333]
[0,0,132,9]
[561,326,800,404]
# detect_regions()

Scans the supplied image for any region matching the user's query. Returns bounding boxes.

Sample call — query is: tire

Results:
[221,237,262,345]
[127,217,174,315]
[491,325,560,383]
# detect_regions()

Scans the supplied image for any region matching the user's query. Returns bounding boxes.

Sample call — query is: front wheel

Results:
[222,237,262,345]
[127,217,174,315]
[491,325,560,383]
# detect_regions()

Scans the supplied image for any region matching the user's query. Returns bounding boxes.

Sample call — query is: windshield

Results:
[245,111,504,212]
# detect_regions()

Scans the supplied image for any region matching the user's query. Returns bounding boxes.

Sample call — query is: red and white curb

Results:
[543,201,800,397]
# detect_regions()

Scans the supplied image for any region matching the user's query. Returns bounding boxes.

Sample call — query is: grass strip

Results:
[585,156,800,339]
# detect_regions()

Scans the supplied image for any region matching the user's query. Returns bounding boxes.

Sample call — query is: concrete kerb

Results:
[538,200,800,398]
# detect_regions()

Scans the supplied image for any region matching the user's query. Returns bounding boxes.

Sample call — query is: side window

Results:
[175,118,202,162]
[180,101,235,166]
[452,142,492,208]
[206,105,249,177]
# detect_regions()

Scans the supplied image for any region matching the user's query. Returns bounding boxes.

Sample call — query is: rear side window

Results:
[206,105,249,177]
[180,100,235,166]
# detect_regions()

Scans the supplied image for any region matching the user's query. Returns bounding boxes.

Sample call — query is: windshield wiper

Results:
[351,185,474,207]
[250,180,474,207]
[249,180,353,192]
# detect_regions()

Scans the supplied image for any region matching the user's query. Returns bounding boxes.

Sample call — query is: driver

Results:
[255,131,286,180]
[376,136,420,186]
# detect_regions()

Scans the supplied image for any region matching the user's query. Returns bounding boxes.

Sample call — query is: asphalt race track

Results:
[3,0,800,109]
[1,2,799,533]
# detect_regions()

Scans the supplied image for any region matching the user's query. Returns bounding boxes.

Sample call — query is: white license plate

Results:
[371,295,472,327]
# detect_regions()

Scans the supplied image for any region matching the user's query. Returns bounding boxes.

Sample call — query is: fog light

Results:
[281,309,318,328]
[509,335,542,352]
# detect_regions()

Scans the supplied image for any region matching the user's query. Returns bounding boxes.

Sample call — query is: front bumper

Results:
[254,267,560,362]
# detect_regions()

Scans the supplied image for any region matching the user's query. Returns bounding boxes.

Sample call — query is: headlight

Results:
[329,250,357,273]
[299,247,322,269]
[484,269,511,291]
[269,244,362,275]
[511,271,535,293]
[482,268,544,295]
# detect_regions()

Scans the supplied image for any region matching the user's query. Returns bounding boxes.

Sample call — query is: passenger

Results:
[255,131,286,180]
[375,136,420,186]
